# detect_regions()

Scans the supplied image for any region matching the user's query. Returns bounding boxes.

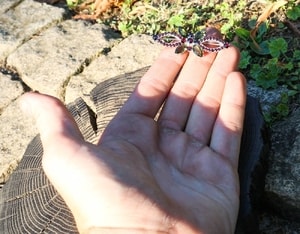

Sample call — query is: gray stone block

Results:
[265,108,300,221]
[65,34,162,111]
[0,72,23,110]
[0,0,65,62]
[0,99,37,183]
[7,20,120,100]
[0,0,22,15]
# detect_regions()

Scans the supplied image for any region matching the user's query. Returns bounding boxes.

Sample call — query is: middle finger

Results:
[158,50,217,130]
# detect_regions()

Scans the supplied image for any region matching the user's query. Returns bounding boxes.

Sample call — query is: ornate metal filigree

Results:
[153,29,230,57]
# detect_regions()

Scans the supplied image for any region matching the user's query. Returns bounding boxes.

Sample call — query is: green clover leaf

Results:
[268,38,288,58]
[287,6,300,20]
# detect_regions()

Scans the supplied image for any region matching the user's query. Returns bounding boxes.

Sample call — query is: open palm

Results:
[21,41,246,234]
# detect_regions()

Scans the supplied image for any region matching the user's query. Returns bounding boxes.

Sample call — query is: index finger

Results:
[119,48,188,117]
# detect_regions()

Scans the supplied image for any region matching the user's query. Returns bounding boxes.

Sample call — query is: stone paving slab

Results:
[0,72,23,110]
[7,20,120,100]
[0,98,37,183]
[0,0,65,62]
[264,108,300,222]
[0,0,22,14]
[65,34,162,111]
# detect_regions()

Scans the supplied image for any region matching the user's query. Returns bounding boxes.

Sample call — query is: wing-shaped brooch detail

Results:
[153,29,230,57]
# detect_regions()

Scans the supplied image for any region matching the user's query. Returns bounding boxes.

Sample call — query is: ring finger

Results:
[184,46,241,144]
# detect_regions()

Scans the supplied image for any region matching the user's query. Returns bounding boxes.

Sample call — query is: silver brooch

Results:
[153,29,230,57]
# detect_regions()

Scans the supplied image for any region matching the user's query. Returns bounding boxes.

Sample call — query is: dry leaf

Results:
[256,0,287,26]
[250,0,287,49]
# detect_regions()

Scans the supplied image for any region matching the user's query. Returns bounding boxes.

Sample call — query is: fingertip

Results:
[214,45,241,72]
[121,47,189,117]
[19,91,39,116]
[20,92,65,124]
[158,47,189,67]
[20,92,83,144]
[222,45,240,58]
[141,47,189,85]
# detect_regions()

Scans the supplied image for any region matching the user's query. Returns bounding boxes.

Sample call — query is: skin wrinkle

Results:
[158,164,233,234]
[217,101,245,134]
[185,105,217,143]
[149,139,222,232]
[159,137,239,223]
[138,75,172,98]
[151,166,202,230]
[99,138,183,230]
[71,144,176,233]
[171,81,202,99]
[157,127,226,188]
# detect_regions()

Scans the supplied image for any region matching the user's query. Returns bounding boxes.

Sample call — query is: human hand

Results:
[20,33,246,234]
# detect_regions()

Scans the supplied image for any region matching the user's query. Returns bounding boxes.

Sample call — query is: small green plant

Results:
[238,50,251,69]
[214,0,246,35]
[286,4,300,20]
[235,20,299,93]
[233,6,299,123]
[268,38,288,58]
[264,92,291,123]
[69,0,300,123]
[115,2,214,37]
[66,0,83,9]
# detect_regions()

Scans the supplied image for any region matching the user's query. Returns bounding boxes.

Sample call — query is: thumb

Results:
[19,92,84,169]
[20,92,84,145]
